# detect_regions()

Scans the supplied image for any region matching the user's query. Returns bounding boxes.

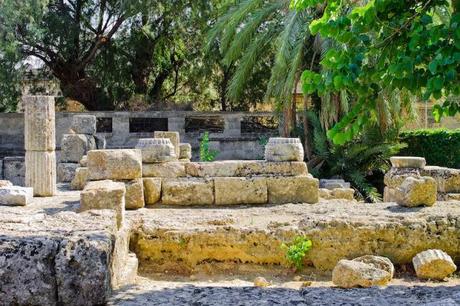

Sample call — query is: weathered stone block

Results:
[143,178,161,205]
[390,156,426,169]
[80,155,88,167]
[185,160,308,177]
[319,188,332,200]
[70,167,88,190]
[88,149,142,180]
[384,168,421,188]
[25,151,56,196]
[154,131,180,157]
[24,96,55,151]
[0,159,3,179]
[70,114,97,135]
[95,135,106,149]
[332,255,394,288]
[125,178,145,210]
[320,179,350,189]
[3,156,25,186]
[57,162,79,183]
[0,180,12,187]
[264,137,304,162]
[422,166,460,193]
[80,180,125,228]
[179,143,192,160]
[412,249,457,280]
[143,162,186,178]
[61,134,96,163]
[214,177,267,205]
[396,176,437,207]
[162,178,214,205]
[331,188,355,201]
[267,176,318,204]
[0,186,33,206]
[383,187,400,202]
[135,138,177,163]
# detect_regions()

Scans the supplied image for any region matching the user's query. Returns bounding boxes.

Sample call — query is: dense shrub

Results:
[399,129,460,169]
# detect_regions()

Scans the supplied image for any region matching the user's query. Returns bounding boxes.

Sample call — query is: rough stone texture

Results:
[57,162,79,182]
[80,155,88,167]
[264,138,304,162]
[143,162,186,178]
[384,167,421,188]
[214,177,267,205]
[319,188,332,199]
[0,186,33,206]
[0,180,12,187]
[80,180,126,228]
[319,179,350,189]
[267,176,319,204]
[162,178,214,205]
[331,188,355,201]
[70,114,97,135]
[383,187,400,203]
[179,143,192,160]
[332,256,394,288]
[0,159,3,179]
[88,149,142,181]
[390,156,426,169]
[154,131,180,158]
[396,176,437,207]
[135,138,177,163]
[125,178,145,210]
[421,166,460,193]
[71,167,88,190]
[111,224,136,289]
[95,135,107,149]
[24,95,55,151]
[3,156,26,186]
[61,134,96,163]
[25,151,56,196]
[412,249,457,280]
[185,161,308,177]
[253,277,270,287]
[143,178,162,205]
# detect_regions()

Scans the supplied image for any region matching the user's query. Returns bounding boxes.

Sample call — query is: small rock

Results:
[0,186,33,206]
[254,277,270,287]
[0,180,13,188]
[412,249,457,280]
[396,176,437,207]
[293,275,302,281]
[390,156,426,169]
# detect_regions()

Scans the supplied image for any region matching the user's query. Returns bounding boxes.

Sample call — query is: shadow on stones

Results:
[42,200,80,215]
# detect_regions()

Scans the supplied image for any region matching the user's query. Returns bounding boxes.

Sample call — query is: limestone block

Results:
[332,255,394,288]
[444,193,460,201]
[0,180,12,187]
[412,249,457,280]
[80,180,125,228]
[185,160,308,177]
[331,188,355,201]
[384,168,421,188]
[421,166,460,193]
[3,156,25,186]
[267,176,319,204]
[162,178,214,205]
[125,178,145,210]
[319,188,332,200]
[135,138,177,163]
[61,134,96,163]
[214,177,267,205]
[57,162,79,183]
[88,149,142,180]
[25,151,56,196]
[179,143,192,160]
[80,155,88,167]
[396,176,437,207]
[264,138,304,162]
[142,162,186,178]
[320,179,351,189]
[111,224,131,289]
[0,186,33,206]
[154,131,180,157]
[95,135,106,149]
[383,187,400,203]
[143,178,161,205]
[70,115,96,135]
[70,167,88,190]
[24,96,55,151]
[390,156,426,169]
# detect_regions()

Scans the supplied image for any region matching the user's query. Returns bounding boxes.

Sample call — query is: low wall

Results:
[0,111,279,160]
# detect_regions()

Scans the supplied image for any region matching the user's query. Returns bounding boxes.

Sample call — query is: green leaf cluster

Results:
[200,131,219,161]
[281,236,312,270]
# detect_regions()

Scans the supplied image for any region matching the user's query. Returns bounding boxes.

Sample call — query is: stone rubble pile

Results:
[384,156,460,205]
[319,179,355,201]
[58,115,105,183]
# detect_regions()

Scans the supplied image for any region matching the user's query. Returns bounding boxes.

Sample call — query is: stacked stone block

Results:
[24,96,56,196]
[58,115,102,183]
[319,179,355,201]
[384,156,460,204]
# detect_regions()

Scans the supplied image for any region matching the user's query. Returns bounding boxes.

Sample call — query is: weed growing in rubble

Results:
[281,236,312,270]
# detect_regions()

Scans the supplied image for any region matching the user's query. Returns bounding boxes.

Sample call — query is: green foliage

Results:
[293,0,460,143]
[400,129,460,168]
[281,236,312,270]
[200,132,219,161]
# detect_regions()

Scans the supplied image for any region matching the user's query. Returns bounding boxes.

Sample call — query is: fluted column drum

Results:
[25,151,56,196]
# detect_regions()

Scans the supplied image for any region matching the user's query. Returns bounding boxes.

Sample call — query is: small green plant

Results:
[258,135,269,146]
[200,131,219,161]
[281,236,312,270]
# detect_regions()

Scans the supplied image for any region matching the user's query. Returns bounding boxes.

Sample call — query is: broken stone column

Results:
[154,131,180,158]
[264,137,304,162]
[24,96,56,196]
